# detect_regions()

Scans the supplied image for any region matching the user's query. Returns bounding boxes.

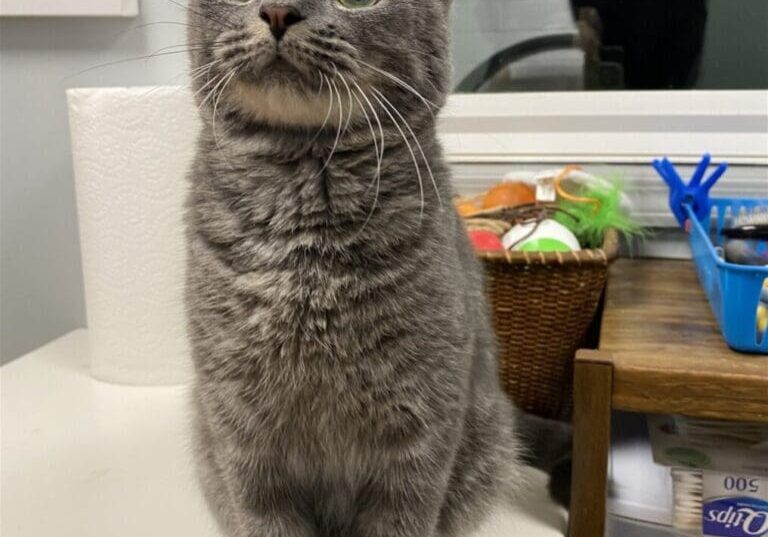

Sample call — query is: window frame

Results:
[439,90,768,167]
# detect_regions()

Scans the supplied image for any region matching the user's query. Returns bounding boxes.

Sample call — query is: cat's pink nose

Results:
[259,5,304,41]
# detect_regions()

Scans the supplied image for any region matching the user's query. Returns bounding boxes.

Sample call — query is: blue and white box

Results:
[703,473,768,537]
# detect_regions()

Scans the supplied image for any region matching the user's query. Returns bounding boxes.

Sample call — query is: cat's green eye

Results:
[337,0,379,9]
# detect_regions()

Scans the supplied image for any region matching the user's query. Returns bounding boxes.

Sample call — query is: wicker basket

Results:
[477,229,620,421]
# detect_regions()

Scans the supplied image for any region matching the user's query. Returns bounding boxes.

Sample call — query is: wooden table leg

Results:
[569,357,614,537]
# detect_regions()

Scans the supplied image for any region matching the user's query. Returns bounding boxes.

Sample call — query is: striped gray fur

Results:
[184,1,526,536]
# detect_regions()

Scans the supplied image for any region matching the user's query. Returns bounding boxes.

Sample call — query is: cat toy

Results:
[492,202,584,253]
[455,181,537,218]
[498,167,640,253]
[502,219,581,252]
[548,166,642,249]
[458,168,641,253]
[465,202,580,253]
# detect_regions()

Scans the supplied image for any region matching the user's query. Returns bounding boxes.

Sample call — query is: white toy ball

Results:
[502,219,581,252]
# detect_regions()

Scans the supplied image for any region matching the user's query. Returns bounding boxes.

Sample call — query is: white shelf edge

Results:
[440,91,768,166]
[0,0,138,17]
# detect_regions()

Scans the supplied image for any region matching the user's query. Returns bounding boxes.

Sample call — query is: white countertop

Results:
[1,330,566,537]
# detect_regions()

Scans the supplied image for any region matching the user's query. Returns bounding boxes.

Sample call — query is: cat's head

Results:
[187,0,452,130]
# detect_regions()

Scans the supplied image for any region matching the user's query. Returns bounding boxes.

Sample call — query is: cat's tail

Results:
[514,410,573,508]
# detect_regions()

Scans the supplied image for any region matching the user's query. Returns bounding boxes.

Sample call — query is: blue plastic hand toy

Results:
[653,154,728,228]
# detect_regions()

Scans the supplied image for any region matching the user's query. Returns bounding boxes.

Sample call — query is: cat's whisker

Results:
[198,70,230,114]
[307,35,359,59]
[134,59,222,101]
[372,89,442,209]
[307,73,336,147]
[189,59,222,83]
[71,36,238,82]
[339,78,378,179]
[149,42,217,54]
[349,84,383,235]
[143,44,212,68]
[67,48,206,79]
[212,67,239,149]
[317,72,326,96]
[114,21,208,45]
[138,65,207,99]
[127,21,207,33]
[189,62,213,78]
[312,75,345,180]
[335,70,355,140]
[142,35,241,60]
[350,80,386,188]
[357,59,438,116]
[194,68,226,103]
[370,91,426,219]
[139,83,184,100]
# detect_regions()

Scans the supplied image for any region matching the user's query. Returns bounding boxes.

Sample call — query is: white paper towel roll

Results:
[67,86,200,385]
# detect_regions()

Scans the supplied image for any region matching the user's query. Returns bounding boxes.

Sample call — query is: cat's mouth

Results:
[239,54,316,93]
[229,74,349,129]
[268,53,302,76]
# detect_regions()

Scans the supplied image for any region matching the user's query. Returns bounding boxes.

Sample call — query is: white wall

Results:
[1,0,188,363]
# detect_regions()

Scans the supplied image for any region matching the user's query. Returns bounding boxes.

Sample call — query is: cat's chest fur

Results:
[187,145,468,456]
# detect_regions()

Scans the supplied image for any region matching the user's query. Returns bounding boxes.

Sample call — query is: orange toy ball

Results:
[455,200,483,218]
[482,182,536,210]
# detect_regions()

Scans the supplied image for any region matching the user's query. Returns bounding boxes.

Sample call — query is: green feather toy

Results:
[553,176,643,249]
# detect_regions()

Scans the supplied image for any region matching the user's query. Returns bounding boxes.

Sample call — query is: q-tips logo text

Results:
[703,497,768,536]
[703,474,768,537]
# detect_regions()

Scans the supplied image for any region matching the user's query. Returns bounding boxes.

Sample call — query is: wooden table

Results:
[568,259,768,537]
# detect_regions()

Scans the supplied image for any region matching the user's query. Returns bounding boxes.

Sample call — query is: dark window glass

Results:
[452,0,768,93]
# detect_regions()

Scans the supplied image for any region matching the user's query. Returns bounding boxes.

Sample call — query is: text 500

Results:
[724,476,761,494]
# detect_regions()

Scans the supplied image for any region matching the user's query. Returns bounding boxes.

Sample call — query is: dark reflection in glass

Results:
[573,0,707,89]
[452,0,768,93]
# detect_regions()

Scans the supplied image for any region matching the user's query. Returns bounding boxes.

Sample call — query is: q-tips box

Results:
[702,473,768,537]
[649,416,768,536]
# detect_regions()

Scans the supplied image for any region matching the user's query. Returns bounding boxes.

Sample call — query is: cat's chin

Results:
[229,78,359,130]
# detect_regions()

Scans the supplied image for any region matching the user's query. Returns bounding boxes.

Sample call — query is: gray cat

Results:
[185,1,532,535]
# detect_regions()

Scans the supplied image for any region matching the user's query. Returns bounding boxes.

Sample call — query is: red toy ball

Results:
[468,230,504,252]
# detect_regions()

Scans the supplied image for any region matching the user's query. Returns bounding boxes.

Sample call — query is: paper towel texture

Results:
[67,86,199,385]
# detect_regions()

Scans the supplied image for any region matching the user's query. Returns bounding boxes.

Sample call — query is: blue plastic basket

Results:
[686,198,768,354]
